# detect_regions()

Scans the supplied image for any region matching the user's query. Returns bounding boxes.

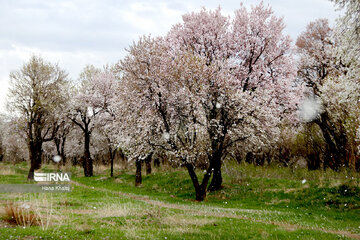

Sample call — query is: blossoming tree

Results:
[68,66,118,177]
[119,3,301,200]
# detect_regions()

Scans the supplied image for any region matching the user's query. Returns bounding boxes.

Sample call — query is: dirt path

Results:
[71,181,360,239]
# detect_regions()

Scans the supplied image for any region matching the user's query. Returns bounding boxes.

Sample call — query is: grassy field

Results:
[0,161,360,239]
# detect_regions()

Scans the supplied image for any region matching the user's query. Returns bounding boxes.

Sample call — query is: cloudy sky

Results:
[0,0,339,113]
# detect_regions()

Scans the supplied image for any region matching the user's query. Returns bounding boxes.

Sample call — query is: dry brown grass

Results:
[1,195,57,230]
[163,214,215,227]
[3,202,39,227]
[93,164,109,175]
[93,163,124,174]
[62,161,76,172]
[93,201,209,237]
[96,203,139,218]
[0,165,16,175]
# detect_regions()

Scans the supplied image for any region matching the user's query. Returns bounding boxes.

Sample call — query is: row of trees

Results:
[1,1,359,201]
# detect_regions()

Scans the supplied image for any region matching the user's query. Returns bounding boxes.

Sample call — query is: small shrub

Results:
[2,195,54,230]
[4,202,39,227]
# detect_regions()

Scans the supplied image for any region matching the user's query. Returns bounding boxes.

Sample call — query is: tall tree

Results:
[296,19,334,96]
[331,0,360,169]
[68,66,117,177]
[120,3,300,201]
[95,98,123,177]
[7,56,68,179]
[166,4,299,192]
[53,118,72,166]
[297,18,360,170]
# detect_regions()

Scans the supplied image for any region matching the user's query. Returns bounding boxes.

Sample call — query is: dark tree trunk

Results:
[208,168,222,192]
[145,152,153,175]
[195,184,207,201]
[307,153,321,170]
[72,156,78,166]
[154,158,160,167]
[315,112,347,171]
[27,142,42,180]
[110,154,114,177]
[27,154,42,180]
[109,145,116,178]
[61,137,66,166]
[161,154,168,166]
[83,130,93,177]
[235,152,242,164]
[255,154,265,166]
[266,152,272,165]
[185,163,204,201]
[27,115,46,180]
[208,155,222,192]
[185,162,213,201]
[208,149,223,192]
[28,165,35,180]
[71,115,95,177]
[245,152,254,164]
[54,136,67,166]
[135,158,142,186]
[320,125,339,171]
[118,149,128,169]
[55,137,61,156]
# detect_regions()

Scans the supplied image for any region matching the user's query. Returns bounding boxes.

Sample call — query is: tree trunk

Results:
[135,158,142,186]
[185,162,213,201]
[145,152,153,175]
[185,163,204,201]
[154,158,160,167]
[208,151,223,192]
[235,152,242,164]
[208,169,222,192]
[55,136,66,166]
[319,125,339,171]
[109,147,116,178]
[255,154,265,166]
[61,137,66,166]
[118,149,128,169]
[27,142,42,180]
[72,156,77,166]
[307,153,321,170]
[83,130,93,177]
[27,114,44,180]
[245,152,254,164]
[110,155,114,177]
[266,152,272,165]
[315,112,346,171]
[55,137,61,157]
[195,184,207,201]
[28,164,35,180]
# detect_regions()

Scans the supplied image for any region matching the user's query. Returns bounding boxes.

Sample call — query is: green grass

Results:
[0,161,359,239]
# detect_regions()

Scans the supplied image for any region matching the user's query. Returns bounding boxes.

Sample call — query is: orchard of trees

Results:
[1,1,359,201]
